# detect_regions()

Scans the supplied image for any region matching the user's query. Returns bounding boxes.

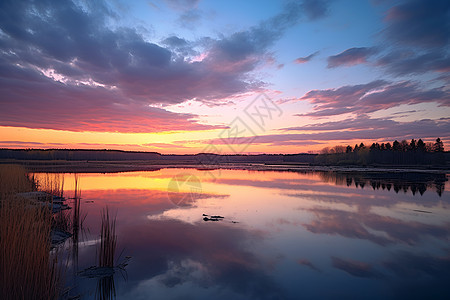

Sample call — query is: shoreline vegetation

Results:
[0,161,448,174]
[0,165,126,299]
[0,138,448,173]
[316,138,446,166]
[0,165,64,300]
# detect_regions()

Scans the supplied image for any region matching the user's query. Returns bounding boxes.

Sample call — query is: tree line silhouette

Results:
[0,149,316,163]
[317,138,447,166]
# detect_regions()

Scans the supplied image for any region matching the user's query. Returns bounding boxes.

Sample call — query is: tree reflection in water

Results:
[317,171,446,196]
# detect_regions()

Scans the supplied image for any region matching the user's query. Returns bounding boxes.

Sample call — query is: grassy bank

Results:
[0,165,63,300]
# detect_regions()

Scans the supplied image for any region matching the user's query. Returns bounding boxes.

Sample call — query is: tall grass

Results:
[0,165,63,300]
[37,173,65,198]
[71,174,83,272]
[99,208,117,268]
[72,175,82,241]
[0,165,34,197]
[95,208,117,300]
[52,175,84,238]
[96,275,116,300]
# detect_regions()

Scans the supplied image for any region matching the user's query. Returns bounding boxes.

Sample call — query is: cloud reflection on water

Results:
[63,169,449,299]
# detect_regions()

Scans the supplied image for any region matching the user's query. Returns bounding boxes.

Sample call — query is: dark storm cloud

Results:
[327,47,377,68]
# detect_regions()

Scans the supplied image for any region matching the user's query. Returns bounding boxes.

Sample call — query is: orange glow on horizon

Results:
[1,125,447,155]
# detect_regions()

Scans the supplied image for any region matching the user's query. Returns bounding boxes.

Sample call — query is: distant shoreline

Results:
[1,159,448,174]
[1,148,449,173]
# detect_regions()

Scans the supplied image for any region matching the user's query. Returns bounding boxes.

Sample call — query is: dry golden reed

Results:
[0,165,63,300]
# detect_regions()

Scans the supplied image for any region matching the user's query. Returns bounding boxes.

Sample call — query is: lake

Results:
[38,168,450,300]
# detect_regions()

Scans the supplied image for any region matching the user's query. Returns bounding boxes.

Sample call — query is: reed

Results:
[95,207,118,300]
[96,275,116,300]
[72,174,82,239]
[0,165,34,197]
[36,172,65,198]
[53,175,84,239]
[99,208,117,268]
[0,165,63,300]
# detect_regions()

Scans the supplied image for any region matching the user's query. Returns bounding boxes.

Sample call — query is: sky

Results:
[0,0,449,154]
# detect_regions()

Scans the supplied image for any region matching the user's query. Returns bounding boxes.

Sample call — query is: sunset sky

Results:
[0,0,449,154]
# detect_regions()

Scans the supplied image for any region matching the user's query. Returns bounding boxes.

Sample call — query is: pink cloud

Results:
[327,47,376,68]
[0,69,223,133]
[298,80,449,117]
[294,51,319,64]
[204,117,450,148]
[0,0,306,133]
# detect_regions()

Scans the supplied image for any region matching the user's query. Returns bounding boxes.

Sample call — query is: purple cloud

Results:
[377,50,450,76]
[0,0,313,132]
[0,68,225,132]
[383,0,450,48]
[298,80,450,117]
[327,47,377,68]
[374,0,450,77]
[208,117,450,146]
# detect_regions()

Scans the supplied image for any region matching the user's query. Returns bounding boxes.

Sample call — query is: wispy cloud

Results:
[301,0,332,21]
[294,51,319,64]
[375,0,449,77]
[376,49,450,76]
[332,257,384,279]
[297,80,449,117]
[383,0,449,48]
[327,47,377,68]
[209,117,450,147]
[164,0,200,11]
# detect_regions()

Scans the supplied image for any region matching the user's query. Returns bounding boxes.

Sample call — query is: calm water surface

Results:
[41,169,450,299]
